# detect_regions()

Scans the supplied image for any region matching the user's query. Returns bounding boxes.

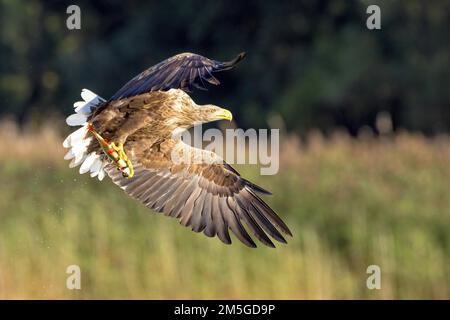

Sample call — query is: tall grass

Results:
[0,120,449,299]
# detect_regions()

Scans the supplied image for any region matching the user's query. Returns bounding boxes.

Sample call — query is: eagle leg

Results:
[87,123,134,178]
[109,142,135,178]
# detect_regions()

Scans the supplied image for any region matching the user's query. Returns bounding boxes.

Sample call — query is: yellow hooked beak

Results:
[214,108,233,121]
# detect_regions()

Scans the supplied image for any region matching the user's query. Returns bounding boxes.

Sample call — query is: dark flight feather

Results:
[104,141,292,248]
[110,52,246,100]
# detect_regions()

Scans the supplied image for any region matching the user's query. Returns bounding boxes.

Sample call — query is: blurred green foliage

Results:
[1,0,450,134]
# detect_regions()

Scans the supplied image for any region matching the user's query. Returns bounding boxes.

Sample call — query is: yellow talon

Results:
[87,123,134,178]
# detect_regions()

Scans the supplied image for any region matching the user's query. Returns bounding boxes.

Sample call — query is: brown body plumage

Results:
[64,52,292,248]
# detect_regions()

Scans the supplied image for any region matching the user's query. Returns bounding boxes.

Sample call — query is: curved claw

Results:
[87,124,134,178]
[111,142,134,178]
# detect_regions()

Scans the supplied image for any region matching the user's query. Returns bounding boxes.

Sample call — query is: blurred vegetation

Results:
[1,1,450,300]
[0,123,449,298]
[1,0,450,134]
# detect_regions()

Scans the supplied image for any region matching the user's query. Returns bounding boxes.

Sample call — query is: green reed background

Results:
[0,122,448,299]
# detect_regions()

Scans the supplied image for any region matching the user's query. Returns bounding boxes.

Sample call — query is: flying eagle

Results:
[63,52,292,248]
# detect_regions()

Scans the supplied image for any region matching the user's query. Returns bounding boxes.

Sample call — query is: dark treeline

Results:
[1,0,449,135]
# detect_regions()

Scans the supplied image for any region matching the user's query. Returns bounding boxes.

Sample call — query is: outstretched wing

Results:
[105,141,292,248]
[110,52,246,100]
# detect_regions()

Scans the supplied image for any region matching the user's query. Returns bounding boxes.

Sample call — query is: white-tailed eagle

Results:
[63,52,292,248]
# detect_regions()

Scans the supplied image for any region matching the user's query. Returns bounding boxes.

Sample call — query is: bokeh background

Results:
[1,0,450,299]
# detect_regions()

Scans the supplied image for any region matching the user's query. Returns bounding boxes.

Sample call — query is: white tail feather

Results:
[90,158,103,177]
[98,166,106,181]
[66,114,87,126]
[80,153,97,174]
[63,89,108,181]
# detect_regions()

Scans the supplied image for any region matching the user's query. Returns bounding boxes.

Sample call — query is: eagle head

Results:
[196,104,233,123]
